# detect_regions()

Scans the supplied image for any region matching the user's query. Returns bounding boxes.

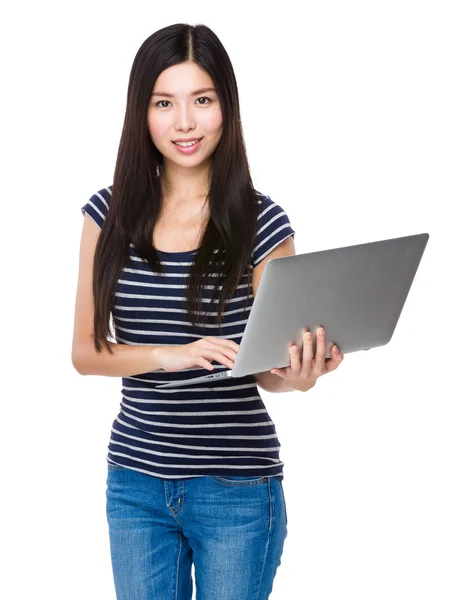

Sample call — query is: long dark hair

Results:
[92,23,259,354]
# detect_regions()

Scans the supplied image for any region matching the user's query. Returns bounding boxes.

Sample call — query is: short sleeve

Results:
[252,194,296,267]
[80,186,112,230]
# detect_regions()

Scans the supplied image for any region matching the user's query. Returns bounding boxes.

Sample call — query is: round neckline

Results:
[156,248,199,256]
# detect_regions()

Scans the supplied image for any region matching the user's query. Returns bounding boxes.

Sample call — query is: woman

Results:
[72,23,344,600]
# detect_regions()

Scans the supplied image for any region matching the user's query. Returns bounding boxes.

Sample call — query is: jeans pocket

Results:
[210,475,267,486]
[279,481,288,526]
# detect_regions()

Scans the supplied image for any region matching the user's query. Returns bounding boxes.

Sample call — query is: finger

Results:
[228,349,238,361]
[313,326,326,376]
[271,370,286,378]
[209,336,240,355]
[270,366,286,377]
[208,351,235,370]
[201,359,216,371]
[325,344,344,372]
[209,338,238,361]
[302,328,314,370]
[289,343,301,374]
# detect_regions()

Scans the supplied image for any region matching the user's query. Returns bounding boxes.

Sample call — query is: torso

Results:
[152,199,210,253]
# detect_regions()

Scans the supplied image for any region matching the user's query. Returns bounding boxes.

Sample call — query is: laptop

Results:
[155,232,429,389]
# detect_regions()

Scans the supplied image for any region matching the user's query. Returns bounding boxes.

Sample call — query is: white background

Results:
[1,1,458,598]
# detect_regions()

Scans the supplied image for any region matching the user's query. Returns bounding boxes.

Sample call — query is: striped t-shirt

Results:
[81,185,296,480]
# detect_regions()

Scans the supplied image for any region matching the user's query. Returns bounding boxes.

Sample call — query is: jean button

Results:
[263,477,268,482]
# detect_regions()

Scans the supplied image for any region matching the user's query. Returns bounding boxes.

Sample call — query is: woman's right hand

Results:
[155,336,240,373]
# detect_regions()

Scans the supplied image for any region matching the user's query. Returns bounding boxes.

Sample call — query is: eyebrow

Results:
[151,87,217,98]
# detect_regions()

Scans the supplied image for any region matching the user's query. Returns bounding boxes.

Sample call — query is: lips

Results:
[172,138,202,144]
[172,137,203,145]
[171,138,203,154]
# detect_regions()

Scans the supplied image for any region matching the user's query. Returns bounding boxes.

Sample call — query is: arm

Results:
[72,339,164,377]
[72,213,165,377]
[251,235,298,394]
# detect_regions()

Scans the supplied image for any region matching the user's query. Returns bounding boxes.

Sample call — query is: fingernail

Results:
[333,345,339,353]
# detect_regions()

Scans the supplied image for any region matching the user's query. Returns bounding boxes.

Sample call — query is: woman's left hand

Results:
[270,326,344,392]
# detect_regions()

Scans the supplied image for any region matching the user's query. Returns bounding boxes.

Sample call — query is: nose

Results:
[175,103,196,132]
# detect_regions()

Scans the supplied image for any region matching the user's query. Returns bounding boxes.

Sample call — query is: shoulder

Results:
[254,190,289,215]
[80,185,113,230]
[252,191,296,267]
[254,190,277,214]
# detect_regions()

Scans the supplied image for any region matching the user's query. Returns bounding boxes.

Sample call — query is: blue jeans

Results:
[106,463,288,599]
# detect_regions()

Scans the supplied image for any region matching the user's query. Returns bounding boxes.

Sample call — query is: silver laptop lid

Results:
[231,232,429,378]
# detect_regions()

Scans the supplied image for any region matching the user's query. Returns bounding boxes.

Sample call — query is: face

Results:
[147,62,223,172]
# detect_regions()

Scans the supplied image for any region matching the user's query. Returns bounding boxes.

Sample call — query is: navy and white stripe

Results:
[81,186,296,480]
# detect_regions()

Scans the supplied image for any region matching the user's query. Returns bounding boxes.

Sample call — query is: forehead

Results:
[152,62,215,97]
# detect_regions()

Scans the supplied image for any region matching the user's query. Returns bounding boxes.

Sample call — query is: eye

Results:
[154,97,212,108]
